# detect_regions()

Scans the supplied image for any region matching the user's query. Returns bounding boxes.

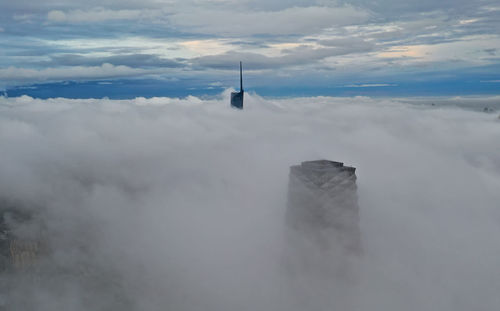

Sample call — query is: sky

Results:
[1,93,500,310]
[1,0,500,97]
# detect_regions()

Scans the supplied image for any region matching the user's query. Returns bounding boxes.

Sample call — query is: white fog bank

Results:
[0,92,499,310]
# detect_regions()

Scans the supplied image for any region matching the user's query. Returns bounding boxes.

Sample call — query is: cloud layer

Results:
[1,93,499,310]
[0,0,499,92]
[0,63,154,86]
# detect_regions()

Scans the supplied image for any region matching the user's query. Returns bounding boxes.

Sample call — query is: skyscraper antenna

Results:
[240,61,243,92]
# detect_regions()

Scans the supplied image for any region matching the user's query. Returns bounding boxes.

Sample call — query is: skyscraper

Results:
[230,62,244,109]
[285,160,361,276]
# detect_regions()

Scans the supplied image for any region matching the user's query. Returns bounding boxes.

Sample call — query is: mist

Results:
[1,92,499,310]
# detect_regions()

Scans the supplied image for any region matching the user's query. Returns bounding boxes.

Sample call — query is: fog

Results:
[1,92,499,310]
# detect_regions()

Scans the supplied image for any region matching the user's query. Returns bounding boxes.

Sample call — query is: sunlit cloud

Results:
[178,40,235,57]
[377,35,500,65]
[459,18,480,25]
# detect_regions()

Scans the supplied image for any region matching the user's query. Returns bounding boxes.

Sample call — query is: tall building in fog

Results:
[285,160,361,276]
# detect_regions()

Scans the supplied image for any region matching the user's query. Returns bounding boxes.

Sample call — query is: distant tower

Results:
[230,62,244,109]
[285,160,361,276]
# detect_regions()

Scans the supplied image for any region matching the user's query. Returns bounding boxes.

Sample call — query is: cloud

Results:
[317,37,374,49]
[344,0,499,15]
[1,1,499,93]
[344,83,397,87]
[170,6,370,36]
[1,93,500,310]
[46,54,183,68]
[47,10,66,22]
[193,43,375,70]
[0,63,157,86]
[375,35,500,66]
[47,8,160,23]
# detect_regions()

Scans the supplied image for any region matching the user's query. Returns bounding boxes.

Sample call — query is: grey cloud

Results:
[45,54,184,68]
[193,43,375,70]
[484,48,496,55]
[169,6,370,36]
[0,63,159,87]
[0,0,333,14]
[342,0,499,16]
[46,8,162,23]
[337,4,500,48]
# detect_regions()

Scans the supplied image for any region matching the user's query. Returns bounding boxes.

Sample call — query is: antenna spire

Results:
[240,61,243,92]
